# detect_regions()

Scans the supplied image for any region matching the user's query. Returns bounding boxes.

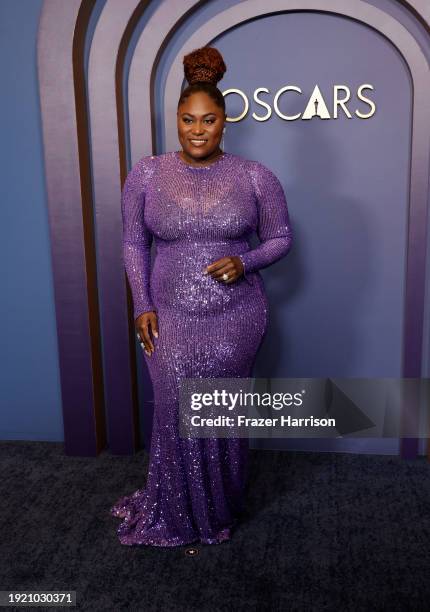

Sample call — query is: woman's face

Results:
[177,91,226,162]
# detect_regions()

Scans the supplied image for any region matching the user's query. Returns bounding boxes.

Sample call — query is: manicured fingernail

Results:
[203,268,208,274]
[154,331,158,338]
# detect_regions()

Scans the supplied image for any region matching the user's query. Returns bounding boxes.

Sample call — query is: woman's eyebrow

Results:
[180,112,217,117]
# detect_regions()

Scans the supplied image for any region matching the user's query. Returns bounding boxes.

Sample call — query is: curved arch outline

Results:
[164,0,430,459]
[37,0,430,457]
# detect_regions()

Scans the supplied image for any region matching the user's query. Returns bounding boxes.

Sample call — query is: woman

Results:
[110,47,293,547]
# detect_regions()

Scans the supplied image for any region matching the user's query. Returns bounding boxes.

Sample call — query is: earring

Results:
[221,127,226,151]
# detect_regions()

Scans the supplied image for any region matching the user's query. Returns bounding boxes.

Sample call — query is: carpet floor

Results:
[1,441,429,611]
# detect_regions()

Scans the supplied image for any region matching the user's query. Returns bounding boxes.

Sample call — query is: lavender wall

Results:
[1,0,429,457]
[215,12,409,455]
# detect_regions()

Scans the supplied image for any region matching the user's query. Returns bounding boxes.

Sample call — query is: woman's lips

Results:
[189,139,208,147]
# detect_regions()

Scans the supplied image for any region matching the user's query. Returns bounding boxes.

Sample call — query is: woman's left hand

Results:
[204,256,244,284]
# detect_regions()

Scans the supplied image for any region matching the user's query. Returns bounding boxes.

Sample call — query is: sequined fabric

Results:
[110,151,293,546]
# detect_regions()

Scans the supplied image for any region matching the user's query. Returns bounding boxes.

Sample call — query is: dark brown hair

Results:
[178,47,227,115]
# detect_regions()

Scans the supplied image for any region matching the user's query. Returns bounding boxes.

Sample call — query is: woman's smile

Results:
[189,138,208,147]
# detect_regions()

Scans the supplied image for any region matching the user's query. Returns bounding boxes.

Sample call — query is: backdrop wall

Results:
[1,0,429,458]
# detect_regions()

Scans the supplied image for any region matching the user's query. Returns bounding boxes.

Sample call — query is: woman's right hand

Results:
[135,311,158,356]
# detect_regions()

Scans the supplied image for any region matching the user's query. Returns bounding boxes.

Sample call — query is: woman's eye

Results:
[183,118,215,124]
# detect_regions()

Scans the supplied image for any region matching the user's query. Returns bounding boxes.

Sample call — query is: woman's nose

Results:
[192,123,205,134]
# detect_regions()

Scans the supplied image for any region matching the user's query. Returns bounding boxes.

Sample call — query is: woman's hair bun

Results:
[183,47,226,86]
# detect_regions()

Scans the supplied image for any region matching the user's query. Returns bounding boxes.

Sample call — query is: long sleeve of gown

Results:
[121,158,156,320]
[239,162,293,279]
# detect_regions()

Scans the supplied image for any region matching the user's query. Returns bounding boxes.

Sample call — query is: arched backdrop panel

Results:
[37,0,430,458]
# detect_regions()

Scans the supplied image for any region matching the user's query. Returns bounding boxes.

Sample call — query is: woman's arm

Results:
[239,162,293,281]
[121,159,156,320]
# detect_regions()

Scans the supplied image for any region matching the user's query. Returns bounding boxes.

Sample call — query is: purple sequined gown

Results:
[110,151,293,546]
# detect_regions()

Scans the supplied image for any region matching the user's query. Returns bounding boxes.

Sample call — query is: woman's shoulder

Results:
[131,153,160,171]
[235,156,282,195]
[224,153,276,178]
[125,154,160,188]
[129,151,276,180]
[242,156,278,176]
[132,151,180,172]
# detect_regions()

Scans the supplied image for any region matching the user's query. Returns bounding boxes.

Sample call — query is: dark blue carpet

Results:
[0,441,429,611]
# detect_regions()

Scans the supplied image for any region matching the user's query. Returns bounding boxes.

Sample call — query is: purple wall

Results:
[2,0,429,459]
